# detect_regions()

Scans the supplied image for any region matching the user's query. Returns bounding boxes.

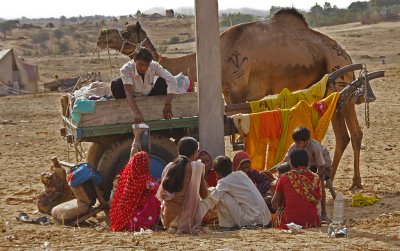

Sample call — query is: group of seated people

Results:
[109,125,333,233]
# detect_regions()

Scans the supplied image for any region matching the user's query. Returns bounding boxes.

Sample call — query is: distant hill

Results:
[220,8,268,17]
[142,7,267,17]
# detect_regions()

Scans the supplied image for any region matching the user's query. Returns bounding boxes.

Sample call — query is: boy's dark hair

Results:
[292,126,311,141]
[290,148,309,168]
[213,155,233,178]
[134,47,153,63]
[162,137,198,193]
[277,162,291,175]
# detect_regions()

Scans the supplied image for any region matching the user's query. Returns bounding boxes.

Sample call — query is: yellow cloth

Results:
[279,93,340,168]
[246,92,340,170]
[351,193,379,207]
[246,110,282,170]
[271,109,290,167]
[249,74,329,113]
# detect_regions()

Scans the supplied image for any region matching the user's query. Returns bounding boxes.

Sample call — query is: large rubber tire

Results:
[96,134,178,200]
[86,142,107,168]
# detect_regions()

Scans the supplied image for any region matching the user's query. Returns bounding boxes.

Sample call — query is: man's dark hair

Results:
[134,47,153,63]
[213,155,233,178]
[162,137,198,193]
[292,126,311,141]
[290,148,309,168]
[277,162,291,175]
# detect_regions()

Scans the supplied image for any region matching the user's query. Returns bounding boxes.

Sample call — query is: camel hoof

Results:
[349,183,363,190]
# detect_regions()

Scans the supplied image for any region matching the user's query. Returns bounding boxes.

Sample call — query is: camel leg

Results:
[343,103,363,189]
[330,110,350,183]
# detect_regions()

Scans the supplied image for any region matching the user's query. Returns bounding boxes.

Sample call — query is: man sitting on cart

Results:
[112,47,180,123]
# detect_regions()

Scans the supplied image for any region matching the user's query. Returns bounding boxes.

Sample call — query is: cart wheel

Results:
[96,134,178,200]
[86,142,107,168]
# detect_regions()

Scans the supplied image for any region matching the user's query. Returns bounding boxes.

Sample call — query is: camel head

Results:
[97,21,161,60]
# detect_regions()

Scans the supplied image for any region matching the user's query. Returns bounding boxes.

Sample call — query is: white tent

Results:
[0,49,39,95]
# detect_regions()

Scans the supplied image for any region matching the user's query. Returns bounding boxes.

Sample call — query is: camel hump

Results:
[272,8,308,27]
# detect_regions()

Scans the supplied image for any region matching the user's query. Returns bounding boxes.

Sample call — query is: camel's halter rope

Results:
[358,65,370,129]
[116,29,149,57]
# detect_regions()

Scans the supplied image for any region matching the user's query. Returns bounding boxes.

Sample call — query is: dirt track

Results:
[0,21,399,250]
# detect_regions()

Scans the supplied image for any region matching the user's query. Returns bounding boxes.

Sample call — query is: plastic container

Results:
[132,123,150,153]
[332,192,345,224]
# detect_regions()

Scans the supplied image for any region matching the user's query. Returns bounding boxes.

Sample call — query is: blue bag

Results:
[67,163,102,187]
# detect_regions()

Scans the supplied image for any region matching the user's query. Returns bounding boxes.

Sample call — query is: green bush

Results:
[31,31,50,44]
[158,45,168,54]
[169,36,180,44]
[58,41,70,54]
[220,13,256,27]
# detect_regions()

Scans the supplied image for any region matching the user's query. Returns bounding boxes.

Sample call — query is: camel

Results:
[97,8,365,189]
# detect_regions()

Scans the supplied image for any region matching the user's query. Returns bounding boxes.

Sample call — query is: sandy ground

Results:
[1,21,400,250]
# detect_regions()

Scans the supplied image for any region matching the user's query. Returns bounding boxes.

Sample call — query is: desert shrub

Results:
[39,43,48,49]
[45,22,55,28]
[53,29,65,43]
[73,33,82,39]
[169,36,180,44]
[20,42,34,49]
[22,50,32,56]
[220,13,256,27]
[158,45,168,54]
[31,31,50,44]
[58,41,70,54]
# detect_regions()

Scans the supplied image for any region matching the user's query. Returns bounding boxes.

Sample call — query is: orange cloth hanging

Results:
[245,93,340,170]
[246,110,282,171]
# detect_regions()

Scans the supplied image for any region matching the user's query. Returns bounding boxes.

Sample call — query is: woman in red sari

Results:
[272,148,322,229]
[110,126,160,232]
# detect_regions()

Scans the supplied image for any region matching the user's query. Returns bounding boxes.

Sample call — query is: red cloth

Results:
[110,151,156,231]
[275,167,321,229]
[206,170,218,187]
[232,151,251,171]
[258,111,282,140]
[312,100,328,117]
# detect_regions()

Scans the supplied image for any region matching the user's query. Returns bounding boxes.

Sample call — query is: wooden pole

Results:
[195,0,225,158]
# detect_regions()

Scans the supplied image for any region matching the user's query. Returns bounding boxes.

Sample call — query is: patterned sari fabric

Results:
[286,168,321,204]
[110,151,155,232]
[275,167,322,229]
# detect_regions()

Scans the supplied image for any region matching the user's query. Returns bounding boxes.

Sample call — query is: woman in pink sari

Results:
[156,137,208,234]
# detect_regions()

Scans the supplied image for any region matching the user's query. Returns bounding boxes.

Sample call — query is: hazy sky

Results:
[1,0,356,19]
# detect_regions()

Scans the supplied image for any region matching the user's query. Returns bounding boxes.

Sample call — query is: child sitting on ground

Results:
[282,126,330,221]
[272,149,322,229]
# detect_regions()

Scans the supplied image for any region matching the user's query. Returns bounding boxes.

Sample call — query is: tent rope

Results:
[71,46,98,92]
[0,82,32,94]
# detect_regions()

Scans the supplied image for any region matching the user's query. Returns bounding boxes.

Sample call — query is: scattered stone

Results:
[1,120,16,125]
[7,235,15,241]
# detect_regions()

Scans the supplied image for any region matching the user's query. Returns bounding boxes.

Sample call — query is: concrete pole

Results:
[195,0,225,158]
